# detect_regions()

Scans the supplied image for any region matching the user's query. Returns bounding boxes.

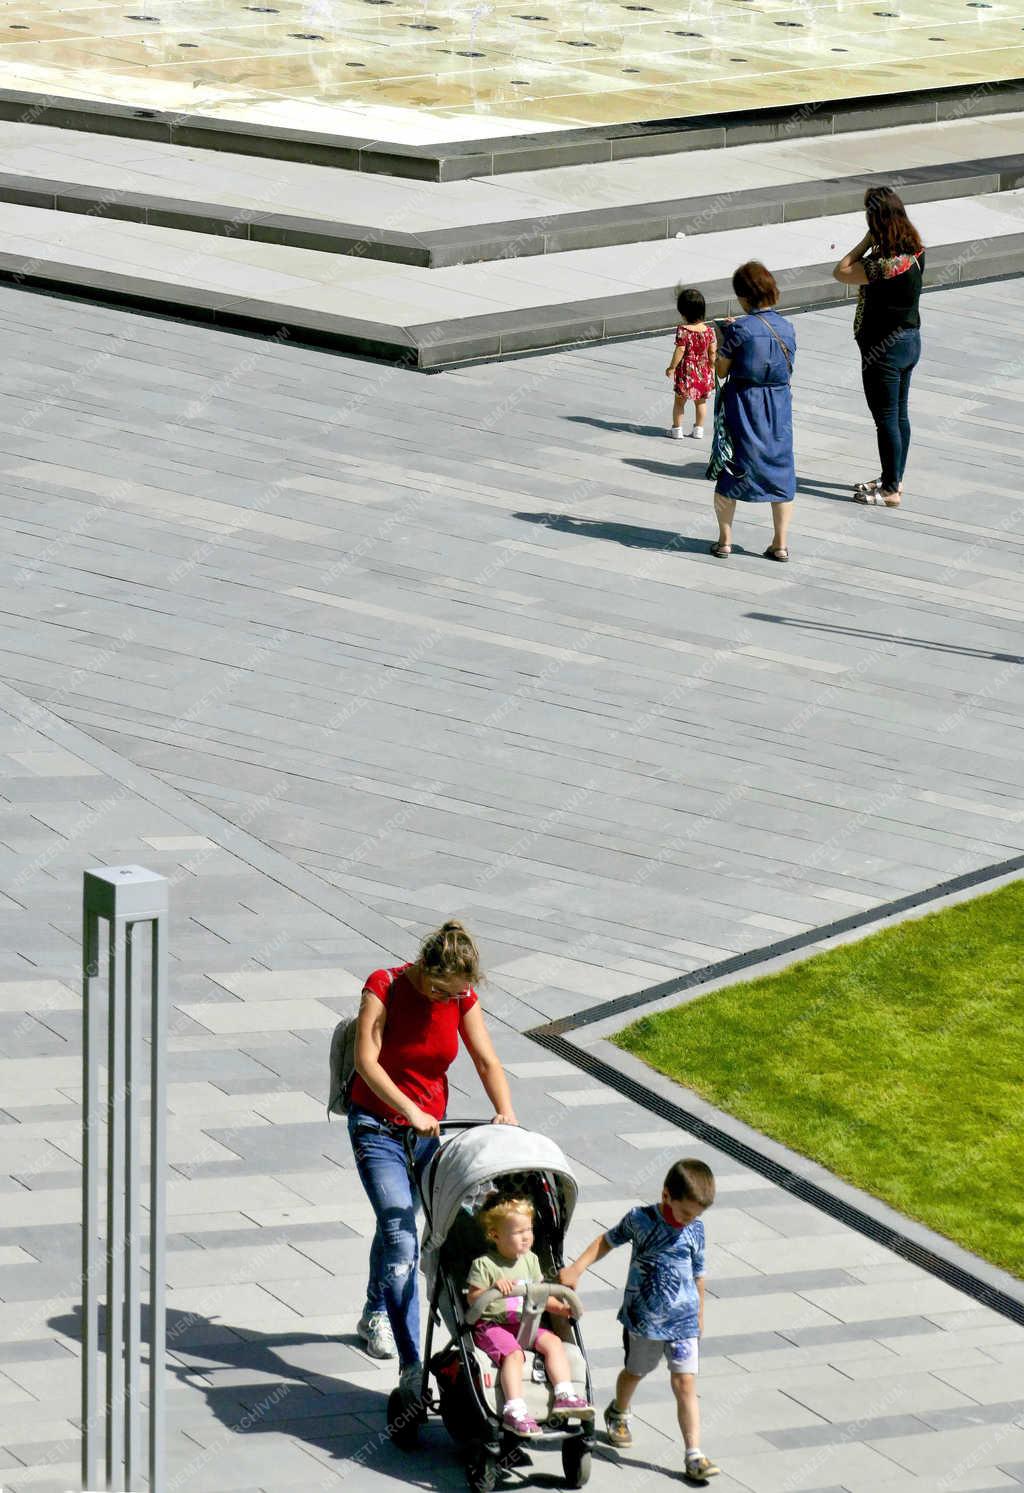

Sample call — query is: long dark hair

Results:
[865,187,923,258]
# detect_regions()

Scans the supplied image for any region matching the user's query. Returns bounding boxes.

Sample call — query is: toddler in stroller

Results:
[393,1120,596,1490]
[467,1195,594,1438]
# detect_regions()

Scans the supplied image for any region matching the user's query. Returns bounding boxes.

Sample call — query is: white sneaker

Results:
[667,427,684,439]
[689,426,706,440]
[357,1310,396,1359]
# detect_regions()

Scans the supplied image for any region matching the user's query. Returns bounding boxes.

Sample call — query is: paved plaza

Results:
[0,275,1023,1493]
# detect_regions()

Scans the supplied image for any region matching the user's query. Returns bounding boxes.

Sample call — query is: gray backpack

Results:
[327,970,396,1119]
[327,1017,358,1120]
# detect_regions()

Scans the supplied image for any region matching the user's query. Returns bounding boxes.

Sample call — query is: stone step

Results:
[1,189,1021,369]
[1,112,1022,268]
[2,76,1023,180]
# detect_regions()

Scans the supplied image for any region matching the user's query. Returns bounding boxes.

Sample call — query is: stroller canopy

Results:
[423,1124,578,1251]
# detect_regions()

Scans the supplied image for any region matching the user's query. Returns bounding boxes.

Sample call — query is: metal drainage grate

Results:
[537,850,1024,1039]
[526,1031,1024,1329]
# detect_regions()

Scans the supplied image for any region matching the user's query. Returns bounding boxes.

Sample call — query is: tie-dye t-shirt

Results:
[605,1205,705,1340]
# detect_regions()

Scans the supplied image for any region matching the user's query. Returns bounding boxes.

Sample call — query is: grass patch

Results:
[612,880,1024,1276]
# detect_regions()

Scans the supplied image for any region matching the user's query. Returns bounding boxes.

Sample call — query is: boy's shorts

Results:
[474,1318,555,1367]
[623,1329,699,1377]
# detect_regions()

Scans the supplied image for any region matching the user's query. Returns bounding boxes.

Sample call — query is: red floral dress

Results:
[673,323,716,400]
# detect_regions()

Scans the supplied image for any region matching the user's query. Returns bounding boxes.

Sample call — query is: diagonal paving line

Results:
[0,674,403,960]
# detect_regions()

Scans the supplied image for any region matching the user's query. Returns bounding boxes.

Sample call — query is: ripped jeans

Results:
[348,1106,439,1367]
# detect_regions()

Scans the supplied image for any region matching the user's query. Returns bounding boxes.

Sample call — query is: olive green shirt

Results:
[467,1248,543,1322]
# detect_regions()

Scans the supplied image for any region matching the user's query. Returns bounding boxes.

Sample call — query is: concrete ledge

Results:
[1,78,1023,181]
[2,236,1022,371]
[3,156,1021,270]
[536,1030,1024,1322]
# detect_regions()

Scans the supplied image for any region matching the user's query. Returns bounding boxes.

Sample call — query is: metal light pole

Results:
[82,867,168,1493]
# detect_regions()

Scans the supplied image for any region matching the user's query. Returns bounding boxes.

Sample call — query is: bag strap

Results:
[754,313,792,382]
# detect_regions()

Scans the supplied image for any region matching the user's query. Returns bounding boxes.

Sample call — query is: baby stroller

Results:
[386,1120,594,1491]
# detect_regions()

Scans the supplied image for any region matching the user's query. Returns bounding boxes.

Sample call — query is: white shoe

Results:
[667,427,684,439]
[689,426,706,440]
[357,1310,397,1359]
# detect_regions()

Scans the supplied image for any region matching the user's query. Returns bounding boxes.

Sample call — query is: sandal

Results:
[708,542,731,558]
[852,479,903,506]
[763,546,789,562]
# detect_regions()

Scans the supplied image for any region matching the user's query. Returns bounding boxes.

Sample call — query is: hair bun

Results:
[442,919,465,932]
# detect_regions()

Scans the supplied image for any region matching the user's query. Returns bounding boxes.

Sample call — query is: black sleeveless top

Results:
[855,248,925,350]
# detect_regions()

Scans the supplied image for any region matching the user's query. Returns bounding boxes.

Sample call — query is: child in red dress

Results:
[666,287,717,441]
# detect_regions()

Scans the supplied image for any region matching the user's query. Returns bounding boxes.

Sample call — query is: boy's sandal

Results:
[708,542,731,558]
[763,546,789,562]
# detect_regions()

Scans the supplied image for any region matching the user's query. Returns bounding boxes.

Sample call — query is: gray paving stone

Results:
[764,1413,935,1449]
[0,279,1022,1493]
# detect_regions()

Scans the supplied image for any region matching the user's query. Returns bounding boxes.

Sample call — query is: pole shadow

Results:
[745,612,1023,664]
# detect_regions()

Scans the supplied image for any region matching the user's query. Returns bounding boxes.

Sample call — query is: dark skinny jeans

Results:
[859,328,921,492]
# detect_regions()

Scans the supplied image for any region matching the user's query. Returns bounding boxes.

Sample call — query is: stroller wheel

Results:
[561,1435,592,1488]
[386,1386,421,1450]
[466,1443,499,1492]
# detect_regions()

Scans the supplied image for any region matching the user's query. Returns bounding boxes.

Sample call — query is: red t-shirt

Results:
[348,963,479,1126]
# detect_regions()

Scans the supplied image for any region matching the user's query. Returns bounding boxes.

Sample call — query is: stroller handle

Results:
[402,1115,500,1160]
[464,1281,584,1328]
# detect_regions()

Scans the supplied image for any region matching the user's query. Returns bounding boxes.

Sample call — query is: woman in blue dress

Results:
[710,261,796,562]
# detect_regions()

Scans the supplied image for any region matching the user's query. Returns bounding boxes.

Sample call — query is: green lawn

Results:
[612,880,1024,1277]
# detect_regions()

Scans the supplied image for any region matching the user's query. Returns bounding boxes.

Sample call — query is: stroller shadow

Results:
[48,1303,589,1490]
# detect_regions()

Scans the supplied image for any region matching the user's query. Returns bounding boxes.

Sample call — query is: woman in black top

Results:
[833,187,924,507]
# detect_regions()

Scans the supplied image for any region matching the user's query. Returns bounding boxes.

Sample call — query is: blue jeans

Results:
[348,1106,438,1368]
[860,328,921,492]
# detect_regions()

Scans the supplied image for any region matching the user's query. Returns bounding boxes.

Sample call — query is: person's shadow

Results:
[621,456,709,481]
[50,1304,461,1487]
[564,415,668,438]
[50,1304,601,1488]
[796,478,858,502]
[514,511,716,556]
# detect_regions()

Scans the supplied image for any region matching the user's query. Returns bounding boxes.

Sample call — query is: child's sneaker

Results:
[685,1450,720,1481]
[689,426,706,440]
[667,426,684,439]
[502,1403,541,1438]
[550,1390,594,1422]
[603,1401,633,1448]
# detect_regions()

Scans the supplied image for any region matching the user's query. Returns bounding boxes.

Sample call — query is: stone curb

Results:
[2,235,1023,370]
[0,155,1021,268]
[526,862,1024,1322]
[1,77,1023,180]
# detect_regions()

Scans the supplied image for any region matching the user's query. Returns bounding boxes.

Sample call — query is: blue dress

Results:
[717,311,796,503]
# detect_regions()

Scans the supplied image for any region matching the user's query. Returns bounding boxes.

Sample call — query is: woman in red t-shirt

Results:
[349,919,516,1406]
